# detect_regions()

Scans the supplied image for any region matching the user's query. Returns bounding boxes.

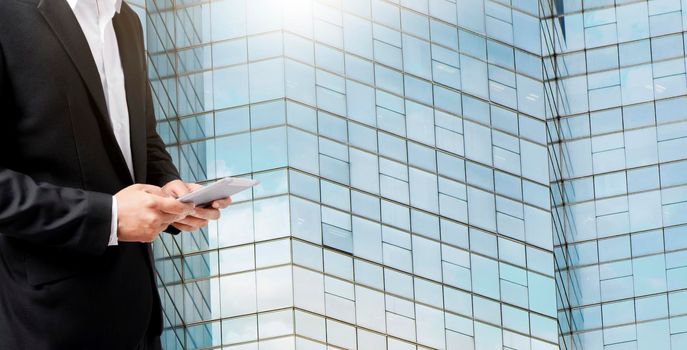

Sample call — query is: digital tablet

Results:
[178,177,259,207]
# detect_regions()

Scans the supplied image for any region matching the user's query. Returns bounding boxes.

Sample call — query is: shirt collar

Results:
[66,0,123,14]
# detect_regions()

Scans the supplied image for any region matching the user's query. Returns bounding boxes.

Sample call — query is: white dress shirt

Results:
[67,0,131,246]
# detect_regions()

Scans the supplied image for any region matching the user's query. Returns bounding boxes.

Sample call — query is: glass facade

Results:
[131,0,687,349]
[548,1,687,349]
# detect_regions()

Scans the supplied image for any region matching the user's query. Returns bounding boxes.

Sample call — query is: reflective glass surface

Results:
[550,1,687,349]
[137,0,687,349]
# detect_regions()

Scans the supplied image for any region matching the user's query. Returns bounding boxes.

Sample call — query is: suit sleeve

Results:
[0,41,113,255]
[144,79,181,187]
[145,84,181,236]
[134,8,180,188]
[132,16,182,235]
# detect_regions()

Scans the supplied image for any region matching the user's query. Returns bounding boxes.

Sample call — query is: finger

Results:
[172,222,196,232]
[177,216,209,228]
[211,197,232,209]
[139,184,170,198]
[165,181,192,198]
[190,208,220,220]
[157,212,183,225]
[153,195,195,215]
[188,183,203,191]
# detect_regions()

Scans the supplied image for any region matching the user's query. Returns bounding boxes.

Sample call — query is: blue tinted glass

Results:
[147,0,687,348]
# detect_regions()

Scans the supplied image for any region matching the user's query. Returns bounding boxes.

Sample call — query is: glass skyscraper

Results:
[549,1,687,349]
[129,0,687,348]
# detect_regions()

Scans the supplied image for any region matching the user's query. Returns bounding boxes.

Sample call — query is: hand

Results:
[114,184,195,243]
[162,180,232,232]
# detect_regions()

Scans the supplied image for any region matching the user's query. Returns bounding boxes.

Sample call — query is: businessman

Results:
[0,0,230,348]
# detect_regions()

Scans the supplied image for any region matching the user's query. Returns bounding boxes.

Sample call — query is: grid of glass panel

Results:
[134,0,687,349]
[546,1,687,349]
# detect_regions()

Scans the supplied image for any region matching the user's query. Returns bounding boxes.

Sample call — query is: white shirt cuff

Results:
[109,196,119,246]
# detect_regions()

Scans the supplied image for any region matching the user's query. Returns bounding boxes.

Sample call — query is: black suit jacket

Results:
[0,0,180,348]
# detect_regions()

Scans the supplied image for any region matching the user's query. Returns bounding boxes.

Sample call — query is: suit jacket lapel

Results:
[38,0,134,185]
[113,12,147,184]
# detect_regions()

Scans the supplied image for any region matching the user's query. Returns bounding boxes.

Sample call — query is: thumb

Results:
[164,180,193,198]
[138,184,170,198]
[188,183,203,192]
